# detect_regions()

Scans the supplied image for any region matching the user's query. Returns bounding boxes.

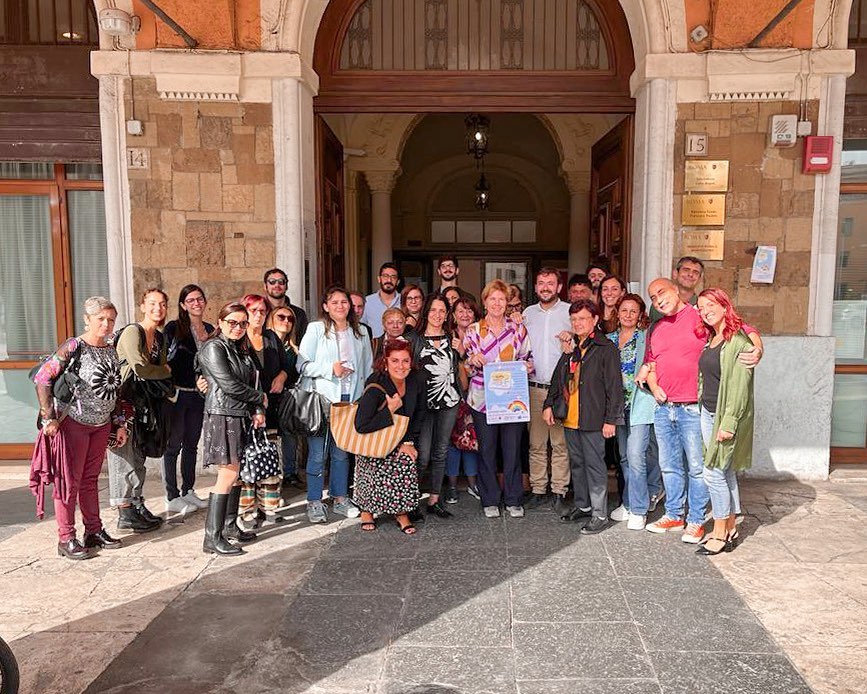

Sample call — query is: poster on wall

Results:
[750,245,777,284]
[483,361,531,424]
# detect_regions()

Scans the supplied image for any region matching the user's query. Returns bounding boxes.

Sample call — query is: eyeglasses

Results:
[223,319,249,329]
[266,278,287,286]
[406,295,423,303]
[380,273,398,280]
[274,314,294,323]
[184,296,206,304]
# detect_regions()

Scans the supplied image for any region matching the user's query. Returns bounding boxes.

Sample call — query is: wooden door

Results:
[315,117,345,296]
[590,117,633,278]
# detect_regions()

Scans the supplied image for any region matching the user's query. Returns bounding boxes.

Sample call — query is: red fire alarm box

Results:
[803,136,834,174]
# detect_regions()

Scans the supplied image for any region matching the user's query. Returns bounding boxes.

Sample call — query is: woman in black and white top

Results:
[412,293,463,518]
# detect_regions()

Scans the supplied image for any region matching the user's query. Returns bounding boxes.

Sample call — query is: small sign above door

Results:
[684,160,729,192]
[685,133,709,157]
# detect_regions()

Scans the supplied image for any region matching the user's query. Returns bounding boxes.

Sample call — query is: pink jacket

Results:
[29,429,73,519]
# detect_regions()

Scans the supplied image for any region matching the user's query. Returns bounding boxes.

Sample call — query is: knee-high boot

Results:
[224,485,257,543]
[203,493,243,556]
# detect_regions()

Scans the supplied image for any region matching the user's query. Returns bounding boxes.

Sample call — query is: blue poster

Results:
[483,361,531,424]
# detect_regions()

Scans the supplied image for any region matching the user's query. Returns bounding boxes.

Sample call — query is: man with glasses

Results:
[263,268,308,341]
[362,262,401,338]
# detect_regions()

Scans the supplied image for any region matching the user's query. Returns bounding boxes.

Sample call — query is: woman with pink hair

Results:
[694,288,755,556]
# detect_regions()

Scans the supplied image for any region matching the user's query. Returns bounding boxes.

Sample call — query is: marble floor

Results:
[1,463,866,693]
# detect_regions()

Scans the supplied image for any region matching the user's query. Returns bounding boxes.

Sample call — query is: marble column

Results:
[273,76,318,312]
[343,169,361,291]
[364,170,398,276]
[562,170,592,276]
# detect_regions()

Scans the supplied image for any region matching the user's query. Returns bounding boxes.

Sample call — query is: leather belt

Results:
[527,381,550,390]
[669,401,698,406]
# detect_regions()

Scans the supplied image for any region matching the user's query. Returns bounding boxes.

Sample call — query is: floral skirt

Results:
[202,413,247,467]
[354,449,419,515]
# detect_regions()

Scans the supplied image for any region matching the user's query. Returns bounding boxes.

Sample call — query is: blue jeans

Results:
[306,431,350,502]
[445,445,479,478]
[654,402,708,525]
[615,410,663,516]
[700,407,741,518]
[281,433,297,477]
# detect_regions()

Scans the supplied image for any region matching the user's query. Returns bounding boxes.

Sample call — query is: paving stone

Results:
[621,577,780,654]
[303,558,413,595]
[510,556,630,623]
[651,652,810,694]
[396,570,511,647]
[602,528,722,578]
[384,646,517,694]
[513,622,653,680]
[518,680,662,694]
[325,525,421,559]
[505,519,607,558]
[415,544,510,572]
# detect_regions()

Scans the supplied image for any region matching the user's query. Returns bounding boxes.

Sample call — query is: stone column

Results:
[630,78,677,293]
[273,76,317,312]
[562,170,592,276]
[97,75,135,323]
[364,170,398,276]
[344,169,361,290]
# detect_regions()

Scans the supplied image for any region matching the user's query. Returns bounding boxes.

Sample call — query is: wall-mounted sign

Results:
[685,132,709,157]
[681,229,725,261]
[684,160,729,192]
[126,148,149,169]
[681,194,726,226]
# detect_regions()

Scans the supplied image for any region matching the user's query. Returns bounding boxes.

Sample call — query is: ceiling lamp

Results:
[465,114,490,159]
[474,173,490,210]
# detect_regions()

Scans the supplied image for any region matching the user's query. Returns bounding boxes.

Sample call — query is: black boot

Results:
[57,538,94,560]
[223,486,256,543]
[203,493,244,556]
[84,528,123,550]
[117,506,160,533]
[135,499,163,526]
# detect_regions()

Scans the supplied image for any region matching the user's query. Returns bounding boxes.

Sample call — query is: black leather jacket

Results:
[196,334,265,417]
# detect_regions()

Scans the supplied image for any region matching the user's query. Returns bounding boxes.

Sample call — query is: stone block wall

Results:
[673,100,819,335]
[124,78,275,317]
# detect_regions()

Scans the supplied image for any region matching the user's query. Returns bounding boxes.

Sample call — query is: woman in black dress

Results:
[353,340,426,535]
[197,302,266,555]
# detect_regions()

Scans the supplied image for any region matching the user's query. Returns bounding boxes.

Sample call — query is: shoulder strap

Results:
[362,382,390,411]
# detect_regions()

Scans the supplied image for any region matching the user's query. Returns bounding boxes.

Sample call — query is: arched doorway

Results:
[310,0,637,297]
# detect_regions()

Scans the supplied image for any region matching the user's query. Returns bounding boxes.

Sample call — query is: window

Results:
[0,0,99,45]
[430,220,537,244]
[0,162,107,454]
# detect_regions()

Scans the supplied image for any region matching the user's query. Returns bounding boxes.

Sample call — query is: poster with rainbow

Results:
[483,361,531,425]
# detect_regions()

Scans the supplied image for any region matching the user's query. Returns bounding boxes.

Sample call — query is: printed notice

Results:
[750,245,777,284]
[483,361,530,425]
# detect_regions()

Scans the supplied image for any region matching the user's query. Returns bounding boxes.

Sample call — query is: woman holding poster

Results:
[463,279,533,519]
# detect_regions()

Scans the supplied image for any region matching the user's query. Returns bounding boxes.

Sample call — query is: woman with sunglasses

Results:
[162,284,214,516]
[197,303,266,555]
[271,305,303,487]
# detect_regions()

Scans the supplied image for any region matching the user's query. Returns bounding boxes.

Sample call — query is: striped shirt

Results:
[463,317,532,413]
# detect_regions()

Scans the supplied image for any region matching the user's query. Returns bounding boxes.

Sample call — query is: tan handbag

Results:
[329,384,409,458]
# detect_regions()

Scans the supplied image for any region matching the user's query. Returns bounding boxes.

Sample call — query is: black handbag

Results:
[29,342,83,405]
[240,427,281,483]
[277,383,329,437]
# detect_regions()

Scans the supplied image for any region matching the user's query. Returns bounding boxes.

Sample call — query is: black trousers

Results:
[471,410,524,508]
[564,428,608,520]
[418,405,459,497]
[162,390,205,499]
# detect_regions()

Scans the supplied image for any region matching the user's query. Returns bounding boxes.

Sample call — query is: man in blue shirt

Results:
[362,262,401,338]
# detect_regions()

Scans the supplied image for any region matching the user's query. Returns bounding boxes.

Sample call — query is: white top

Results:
[335,328,356,396]
[361,291,401,338]
[522,299,571,385]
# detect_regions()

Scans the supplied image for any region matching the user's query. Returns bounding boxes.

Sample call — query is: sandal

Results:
[695,535,730,556]
[359,512,377,532]
[396,516,417,535]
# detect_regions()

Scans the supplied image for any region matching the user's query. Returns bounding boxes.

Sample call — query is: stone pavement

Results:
[1,463,866,693]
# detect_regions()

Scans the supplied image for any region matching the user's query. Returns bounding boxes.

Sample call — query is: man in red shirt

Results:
[639,278,762,544]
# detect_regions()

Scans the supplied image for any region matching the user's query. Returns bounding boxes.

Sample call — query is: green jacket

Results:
[698,330,754,471]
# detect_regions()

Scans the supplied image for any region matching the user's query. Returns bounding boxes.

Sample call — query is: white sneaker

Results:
[182,490,209,509]
[626,513,646,531]
[610,504,629,522]
[483,505,500,518]
[166,496,195,515]
[506,505,525,518]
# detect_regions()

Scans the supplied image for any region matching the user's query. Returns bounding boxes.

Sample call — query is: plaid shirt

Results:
[463,317,532,413]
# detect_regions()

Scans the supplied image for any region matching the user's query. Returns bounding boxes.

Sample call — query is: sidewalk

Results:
[1,463,865,693]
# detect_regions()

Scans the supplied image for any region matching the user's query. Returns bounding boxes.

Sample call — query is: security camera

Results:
[98,8,140,36]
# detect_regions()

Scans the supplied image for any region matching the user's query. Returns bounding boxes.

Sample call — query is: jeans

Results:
[654,402,709,525]
[281,433,297,476]
[700,407,741,518]
[563,428,608,520]
[418,405,458,496]
[306,430,350,502]
[162,390,205,499]
[55,419,111,542]
[445,445,479,478]
[107,435,147,507]
[471,410,524,507]
[615,410,664,516]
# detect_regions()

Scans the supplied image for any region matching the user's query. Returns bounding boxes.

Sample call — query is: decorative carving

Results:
[501,0,524,70]
[363,170,399,194]
[159,90,239,101]
[576,1,608,70]
[561,169,592,194]
[341,0,372,70]
[425,0,448,70]
[709,90,791,102]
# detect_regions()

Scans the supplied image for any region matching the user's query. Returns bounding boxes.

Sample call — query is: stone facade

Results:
[673,100,819,335]
[124,78,276,311]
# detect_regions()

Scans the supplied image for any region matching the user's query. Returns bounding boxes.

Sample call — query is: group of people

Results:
[31,254,760,560]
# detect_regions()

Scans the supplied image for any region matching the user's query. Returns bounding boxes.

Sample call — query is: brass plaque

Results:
[681,194,726,226]
[681,229,725,261]
[684,160,729,192]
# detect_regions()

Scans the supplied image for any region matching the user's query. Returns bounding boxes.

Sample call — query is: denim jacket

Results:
[297,320,373,404]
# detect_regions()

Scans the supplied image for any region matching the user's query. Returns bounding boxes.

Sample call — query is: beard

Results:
[379,281,396,292]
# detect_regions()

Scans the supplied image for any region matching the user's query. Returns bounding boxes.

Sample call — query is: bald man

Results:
[637,278,763,544]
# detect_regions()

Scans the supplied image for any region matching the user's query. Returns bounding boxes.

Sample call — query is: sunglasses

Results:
[266,278,287,286]
[223,319,249,329]
[274,314,294,323]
